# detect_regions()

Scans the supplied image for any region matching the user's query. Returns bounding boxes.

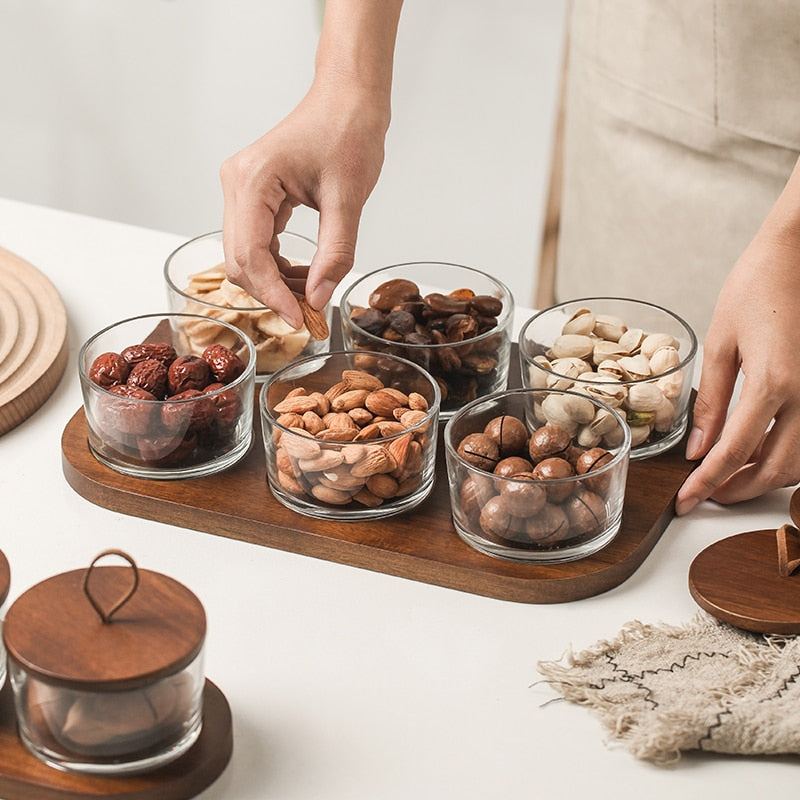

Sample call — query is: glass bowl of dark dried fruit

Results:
[78,312,255,479]
[339,262,514,418]
[443,388,631,563]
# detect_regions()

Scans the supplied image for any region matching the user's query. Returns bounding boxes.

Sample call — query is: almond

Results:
[280,427,321,459]
[331,388,371,412]
[298,449,344,473]
[352,487,384,508]
[300,297,330,340]
[350,446,398,478]
[408,392,429,412]
[341,369,384,391]
[273,394,321,415]
[365,388,406,417]
[365,473,400,499]
[323,381,350,404]
[387,433,413,470]
[311,484,352,505]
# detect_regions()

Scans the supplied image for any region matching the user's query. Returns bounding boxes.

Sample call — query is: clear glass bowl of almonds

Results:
[164,230,332,380]
[518,297,698,459]
[339,262,514,419]
[444,387,631,563]
[261,350,441,520]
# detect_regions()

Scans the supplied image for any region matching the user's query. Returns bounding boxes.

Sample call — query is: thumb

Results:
[685,343,738,460]
[305,205,360,310]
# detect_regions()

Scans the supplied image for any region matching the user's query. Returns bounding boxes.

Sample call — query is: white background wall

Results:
[0,0,567,306]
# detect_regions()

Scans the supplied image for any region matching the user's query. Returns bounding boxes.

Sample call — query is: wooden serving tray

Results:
[61,344,697,603]
[0,680,232,800]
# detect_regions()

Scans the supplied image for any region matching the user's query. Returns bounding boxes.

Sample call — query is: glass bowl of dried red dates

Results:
[444,388,631,563]
[339,262,514,418]
[79,312,256,479]
[261,350,441,520]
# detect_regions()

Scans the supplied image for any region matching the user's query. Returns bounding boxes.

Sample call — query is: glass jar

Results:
[2,551,206,775]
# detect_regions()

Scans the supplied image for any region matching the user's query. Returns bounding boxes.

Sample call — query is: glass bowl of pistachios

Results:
[518,297,698,460]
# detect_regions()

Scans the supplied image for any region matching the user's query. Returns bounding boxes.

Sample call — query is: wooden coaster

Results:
[0,679,232,800]
[688,529,800,634]
[0,247,69,436]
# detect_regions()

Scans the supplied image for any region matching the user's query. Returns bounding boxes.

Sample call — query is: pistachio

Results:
[548,334,594,360]
[593,314,627,342]
[641,332,680,359]
[561,307,595,336]
[649,345,680,375]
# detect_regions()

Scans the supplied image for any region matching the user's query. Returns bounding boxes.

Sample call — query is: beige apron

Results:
[555,0,800,338]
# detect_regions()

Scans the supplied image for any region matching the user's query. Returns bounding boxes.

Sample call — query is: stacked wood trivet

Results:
[0,247,68,436]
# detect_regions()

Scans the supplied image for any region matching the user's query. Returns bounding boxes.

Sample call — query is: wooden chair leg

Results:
[533,22,569,311]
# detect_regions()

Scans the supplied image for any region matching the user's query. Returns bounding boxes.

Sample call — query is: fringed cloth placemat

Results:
[537,613,800,765]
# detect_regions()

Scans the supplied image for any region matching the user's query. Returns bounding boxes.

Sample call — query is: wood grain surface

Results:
[688,529,800,634]
[0,247,68,437]
[0,680,231,800]
[61,350,698,604]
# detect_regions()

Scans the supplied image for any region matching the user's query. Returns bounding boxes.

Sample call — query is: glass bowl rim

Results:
[260,348,442,441]
[339,261,515,349]
[518,295,698,385]
[163,229,319,313]
[78,311,257,399]
[443,386,632,483]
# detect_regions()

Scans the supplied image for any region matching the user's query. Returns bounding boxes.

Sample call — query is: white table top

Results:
[1,196,797,799]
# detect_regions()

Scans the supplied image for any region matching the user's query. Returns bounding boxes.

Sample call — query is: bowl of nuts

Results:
[164,230,332,379]
[339,262,514,418]
[444,388,631,563]
[261,350,441,520]
[79,312,255,479]
[519,297,697,459]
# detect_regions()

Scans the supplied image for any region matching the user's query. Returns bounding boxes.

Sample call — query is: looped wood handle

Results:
[82,549,140,623]
[777,524,800,578]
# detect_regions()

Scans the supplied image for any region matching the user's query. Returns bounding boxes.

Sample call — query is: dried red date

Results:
[161,389,216,433]
[127,358,168,398]
[89,352,130,388]
[202,344,245,384]
[167,355,212,394]
[103,384,157,435]
[121,342,177,367]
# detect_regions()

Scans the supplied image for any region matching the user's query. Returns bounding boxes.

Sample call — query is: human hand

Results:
[676,216,800,514]
[219,81,390,329]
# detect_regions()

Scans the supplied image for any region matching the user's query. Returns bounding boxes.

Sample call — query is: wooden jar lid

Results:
[3,551,206,689]
[0,549,9,607]
[688,527,800,634]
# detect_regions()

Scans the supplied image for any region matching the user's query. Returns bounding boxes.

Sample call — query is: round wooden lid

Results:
[3,552,206,689]
[0,247,69,437]
[0,550,9,607]
[688,528,800,634]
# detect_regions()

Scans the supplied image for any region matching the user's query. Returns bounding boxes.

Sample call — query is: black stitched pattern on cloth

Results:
[537,614,800,765]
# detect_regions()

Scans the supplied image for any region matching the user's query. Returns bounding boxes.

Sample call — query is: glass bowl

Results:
[261,350,441,520]
[518,297,697,459]
[339,262,514,418]
[444,388,631,563]
[78,312,255,479]
[164,230,331,380]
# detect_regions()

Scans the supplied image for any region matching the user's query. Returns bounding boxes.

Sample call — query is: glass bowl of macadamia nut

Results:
[164,230,332,380]
[519,297,697,460]
[444,388,631,563]
[339,262,514,419]
[261,350,441,520]
[79,312,255,479]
